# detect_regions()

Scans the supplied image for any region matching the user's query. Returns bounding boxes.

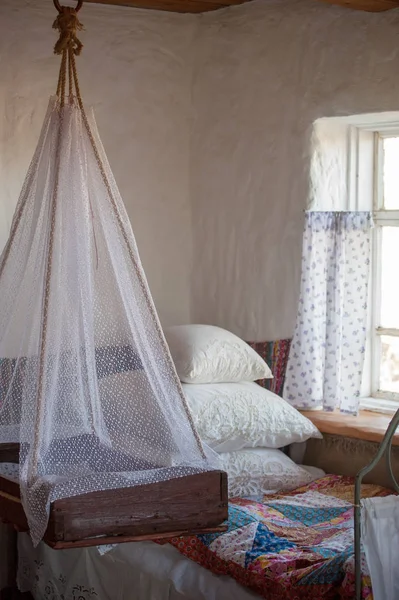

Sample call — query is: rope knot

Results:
[53,7,84,56]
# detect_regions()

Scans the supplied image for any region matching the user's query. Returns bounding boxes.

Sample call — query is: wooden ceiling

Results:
[84,0,249,12]
[84,0,399,14]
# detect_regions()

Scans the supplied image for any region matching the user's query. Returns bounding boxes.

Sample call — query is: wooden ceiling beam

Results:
[83,0,248,12]
[82,0,399,14]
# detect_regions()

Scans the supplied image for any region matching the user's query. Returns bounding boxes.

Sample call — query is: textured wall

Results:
[3,0,399,340]
[0,0,196,327]
[304,434,399,489]
[190,0,399,340]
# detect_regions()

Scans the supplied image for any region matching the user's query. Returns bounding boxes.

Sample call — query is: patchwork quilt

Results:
[167,475,391,600]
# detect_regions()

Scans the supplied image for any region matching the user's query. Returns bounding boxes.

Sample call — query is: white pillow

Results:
[300,465,326,480]
[219,449,314,498]
[164,324,272,384]
[183,381,322,452]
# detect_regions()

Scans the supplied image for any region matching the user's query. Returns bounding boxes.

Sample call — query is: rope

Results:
[53,7,83,57]
[56,49,67,103]
[68,47,73,98]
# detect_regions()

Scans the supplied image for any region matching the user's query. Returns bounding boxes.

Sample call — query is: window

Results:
[371,135,399,402]
[310,114,399,410]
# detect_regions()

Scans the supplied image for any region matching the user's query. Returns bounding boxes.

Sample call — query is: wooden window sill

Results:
[300,409,399,447]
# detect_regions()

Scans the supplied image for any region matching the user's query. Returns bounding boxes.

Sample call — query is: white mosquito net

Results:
[0,5,218,546]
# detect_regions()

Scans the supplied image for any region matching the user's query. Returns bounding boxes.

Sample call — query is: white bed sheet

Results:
[17,534,261,600]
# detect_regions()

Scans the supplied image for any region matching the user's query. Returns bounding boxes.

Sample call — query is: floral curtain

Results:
[283,211,372,415]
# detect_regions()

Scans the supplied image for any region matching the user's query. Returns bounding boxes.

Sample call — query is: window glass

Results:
[383,137,399,209]
[380,226,399,329]
[379,335,399,393]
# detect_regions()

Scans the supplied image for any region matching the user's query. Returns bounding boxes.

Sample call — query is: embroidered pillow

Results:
[219,448,314,497]
[183,381,322,452]
[165,325,273,384]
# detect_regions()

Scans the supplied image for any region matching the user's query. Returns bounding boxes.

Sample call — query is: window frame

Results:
[370,132,399,403]
[311,115,399,411]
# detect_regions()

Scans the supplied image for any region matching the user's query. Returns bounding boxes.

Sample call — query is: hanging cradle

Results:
[0,0,227,549]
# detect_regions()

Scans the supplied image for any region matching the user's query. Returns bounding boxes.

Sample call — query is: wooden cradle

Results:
[0,442,228,549]
[0,343,228,549]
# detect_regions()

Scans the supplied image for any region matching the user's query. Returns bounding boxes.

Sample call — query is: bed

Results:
[17,534,259,600]
[13,473,391,600]
[3,335,398,600]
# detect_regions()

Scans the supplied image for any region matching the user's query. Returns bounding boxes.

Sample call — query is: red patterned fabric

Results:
[164,475,391,600]
[247,339,291,396]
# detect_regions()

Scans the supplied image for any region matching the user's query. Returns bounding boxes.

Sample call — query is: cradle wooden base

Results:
[0,444,228,549]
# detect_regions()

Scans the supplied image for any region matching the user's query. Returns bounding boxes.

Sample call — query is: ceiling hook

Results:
[53,0,83,13]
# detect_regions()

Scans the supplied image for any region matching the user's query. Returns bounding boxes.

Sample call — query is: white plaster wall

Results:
[190,0,399,341]
[3,0,399,344]
[0,0,196,327]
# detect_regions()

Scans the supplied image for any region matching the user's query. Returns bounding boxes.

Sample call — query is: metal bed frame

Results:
[354,407,399,600]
